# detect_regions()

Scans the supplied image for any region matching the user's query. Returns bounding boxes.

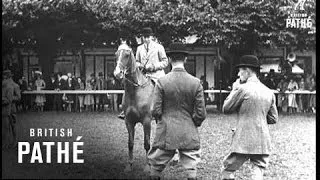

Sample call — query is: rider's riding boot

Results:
[118,111,125,120]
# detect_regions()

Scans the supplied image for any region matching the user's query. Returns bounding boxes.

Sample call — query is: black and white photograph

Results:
[2,0,316,179]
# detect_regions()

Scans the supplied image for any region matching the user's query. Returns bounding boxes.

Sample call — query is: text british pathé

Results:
[18,128,84,164]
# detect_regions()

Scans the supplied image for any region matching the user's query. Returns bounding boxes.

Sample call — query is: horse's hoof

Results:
[124,164,132,172]
[143,164,150,173]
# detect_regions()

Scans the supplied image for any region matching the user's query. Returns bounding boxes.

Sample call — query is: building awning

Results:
[260,63,304,74]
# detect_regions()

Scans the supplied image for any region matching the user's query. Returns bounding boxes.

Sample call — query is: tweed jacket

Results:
[136,41,168,80]
[152,67,207,150]
[223,76,278,155]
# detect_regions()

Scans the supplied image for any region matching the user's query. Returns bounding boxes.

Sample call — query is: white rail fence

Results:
[22,90,316,95]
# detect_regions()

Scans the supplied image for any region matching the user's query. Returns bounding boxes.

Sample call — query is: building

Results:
[4,46,316,89]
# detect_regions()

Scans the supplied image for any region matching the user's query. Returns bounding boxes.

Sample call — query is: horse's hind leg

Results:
[124,121,135,172]
[142,118,151,172]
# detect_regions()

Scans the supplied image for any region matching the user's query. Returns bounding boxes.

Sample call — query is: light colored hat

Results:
[61,75,68,80]
[34,70,42,75]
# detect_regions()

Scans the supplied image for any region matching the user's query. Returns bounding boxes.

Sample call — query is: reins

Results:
[117,49,151,88]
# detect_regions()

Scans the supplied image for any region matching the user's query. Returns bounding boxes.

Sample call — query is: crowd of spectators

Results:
[260,70,316,114]
[13,70,317,114]
[17,72,123,113]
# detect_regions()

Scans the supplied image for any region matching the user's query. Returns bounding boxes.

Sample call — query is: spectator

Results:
[95,72,106,112]
[34,73,46,112]
[45,73,56,111]
[287,77,298,114]
[200,75,209,105]
[103,75,111,110]
[268,69,276,78]
[264,76,277,90]
[75,77,85,112]
[106,73,121,111]
[208,86,215,103]
[66,72,76,112]
[260,73,268,86]
[276,78,288,113]
[18,76,28,111]
[26,81,35,111]
[84,79,94,111]
[297,76,308,113]
[89,73,97,111]
[308,76,316,113]
[53,72,66,111]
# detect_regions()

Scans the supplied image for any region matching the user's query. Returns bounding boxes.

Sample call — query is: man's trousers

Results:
[221,152,269,180]
[148,147,201,178]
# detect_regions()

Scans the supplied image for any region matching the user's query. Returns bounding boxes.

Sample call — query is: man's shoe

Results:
[118,111,125,120]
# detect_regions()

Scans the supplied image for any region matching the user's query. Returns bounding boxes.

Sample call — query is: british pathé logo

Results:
[280,0,314,31]
[18,128,84,164]
[294,0,307,11]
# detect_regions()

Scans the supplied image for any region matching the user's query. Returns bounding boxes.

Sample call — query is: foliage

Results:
[2,0,316,49]
[2,0,316,77]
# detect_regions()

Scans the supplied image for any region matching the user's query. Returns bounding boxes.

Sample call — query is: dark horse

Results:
[113,44,154,172]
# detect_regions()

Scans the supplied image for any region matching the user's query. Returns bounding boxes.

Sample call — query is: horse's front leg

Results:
[142,116,151,173]
[124,121,135,172]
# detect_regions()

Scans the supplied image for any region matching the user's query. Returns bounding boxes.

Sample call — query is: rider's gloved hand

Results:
[145,64,155,72]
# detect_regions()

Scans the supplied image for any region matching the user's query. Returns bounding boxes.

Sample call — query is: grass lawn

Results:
[2,111,316,179]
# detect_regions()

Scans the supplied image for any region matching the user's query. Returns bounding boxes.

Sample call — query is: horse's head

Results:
[114,44,135,80]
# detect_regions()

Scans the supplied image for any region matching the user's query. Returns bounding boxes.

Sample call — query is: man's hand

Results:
[137,63,144,69]
[145,63,155,72]
[232,79,241,90]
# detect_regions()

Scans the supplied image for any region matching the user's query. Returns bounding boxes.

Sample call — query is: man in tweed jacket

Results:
[221,55,278,180]
[148,43,206,180]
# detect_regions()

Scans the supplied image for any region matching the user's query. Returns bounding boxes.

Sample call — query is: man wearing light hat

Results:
[148,43,206,180]
[136,27,168,81]
[221,55,278,180]
[118,27,169,119]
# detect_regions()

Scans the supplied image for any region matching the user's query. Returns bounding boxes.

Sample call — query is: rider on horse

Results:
[118,27,169,119]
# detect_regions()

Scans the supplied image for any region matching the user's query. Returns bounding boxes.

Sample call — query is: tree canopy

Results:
[2,0,316,78]
[3,0,316,49]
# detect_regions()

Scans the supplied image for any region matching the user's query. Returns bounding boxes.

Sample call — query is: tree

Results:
[3,0,316,79]
[2,0,105,80]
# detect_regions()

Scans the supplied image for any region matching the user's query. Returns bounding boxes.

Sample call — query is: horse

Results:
[113,43,154,172]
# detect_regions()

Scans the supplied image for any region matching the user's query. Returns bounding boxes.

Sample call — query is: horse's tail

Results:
[126,106,140,121]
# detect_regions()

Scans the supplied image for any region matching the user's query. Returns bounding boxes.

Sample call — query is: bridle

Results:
[116,49,150,87]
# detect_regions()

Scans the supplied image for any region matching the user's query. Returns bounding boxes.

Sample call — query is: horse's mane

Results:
[122,48,149,87]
